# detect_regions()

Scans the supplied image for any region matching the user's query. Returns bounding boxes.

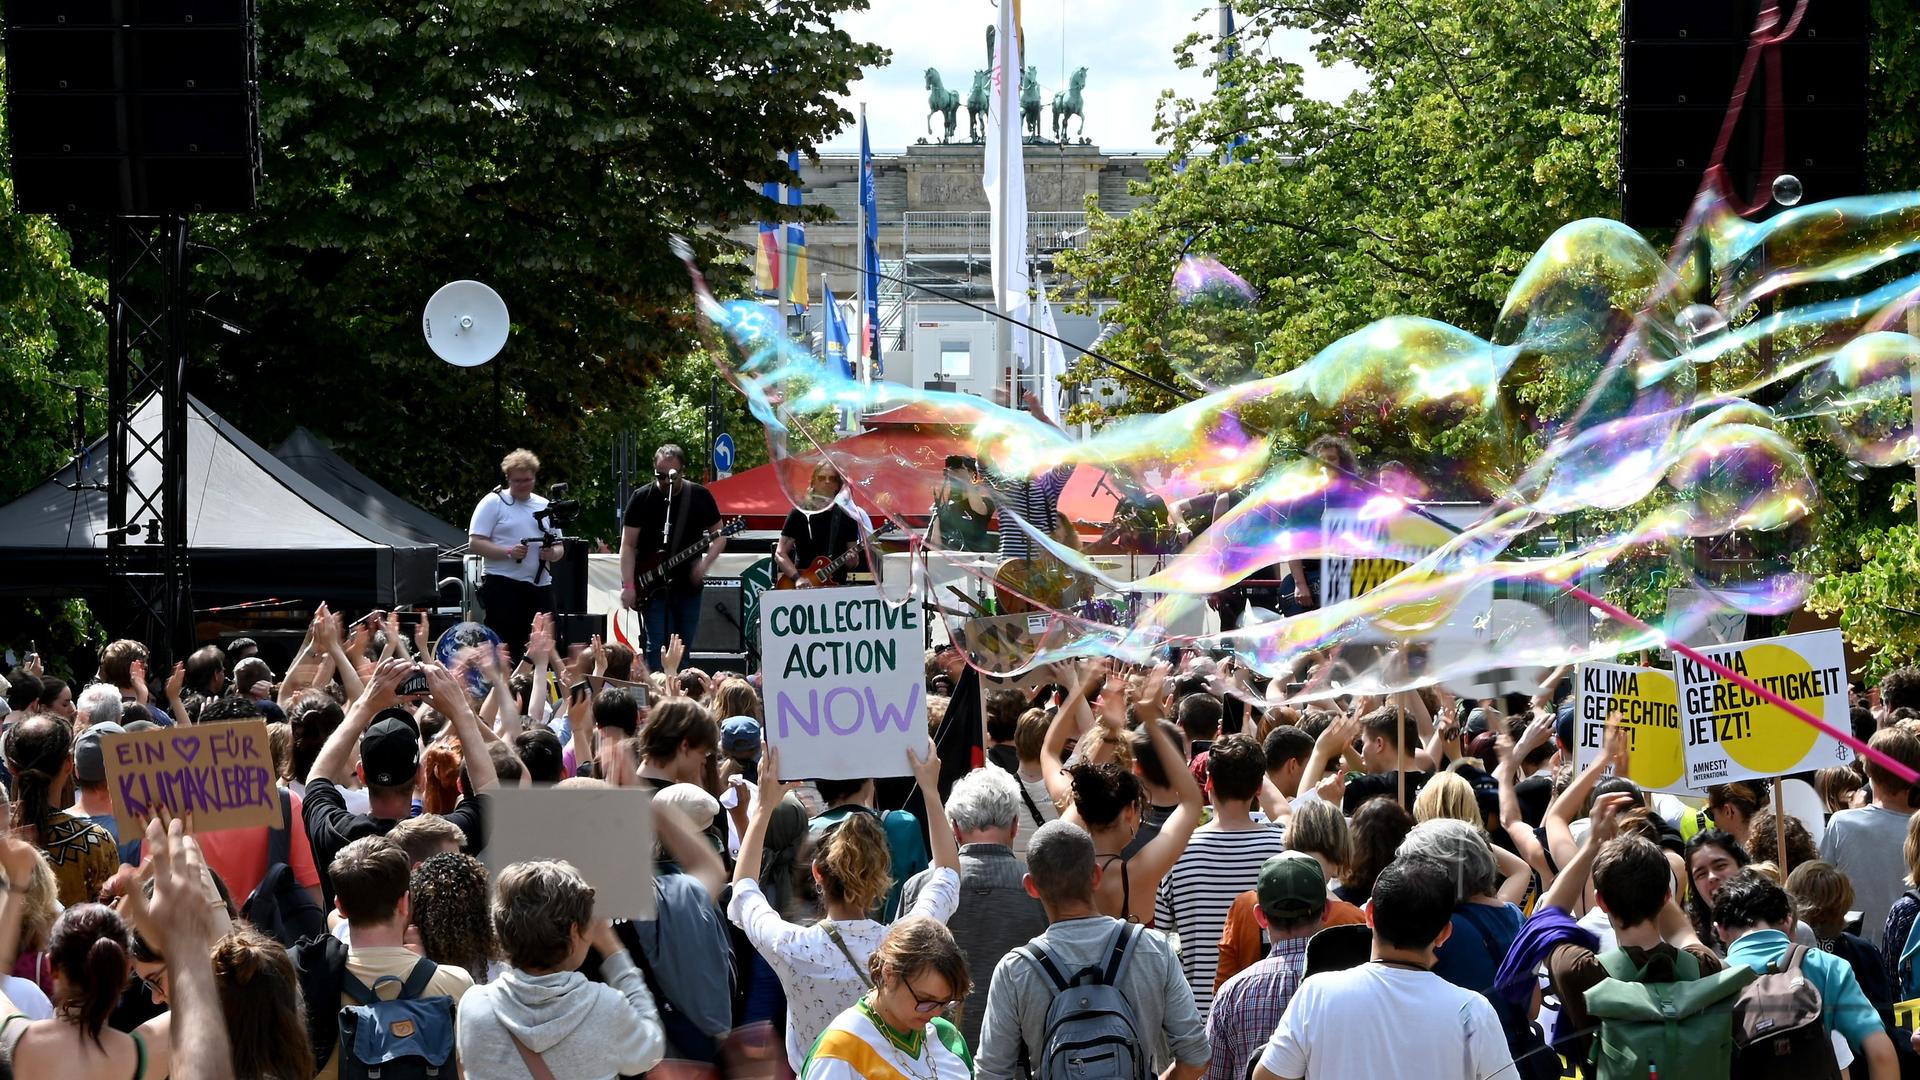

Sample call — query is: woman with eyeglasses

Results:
[801,916,973,1080]
[732,743,962,1072]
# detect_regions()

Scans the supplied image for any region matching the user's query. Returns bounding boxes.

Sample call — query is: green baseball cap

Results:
[1257,851,1327,920]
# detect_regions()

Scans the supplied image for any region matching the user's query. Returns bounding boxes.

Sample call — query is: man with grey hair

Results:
[73,682,124,732]
[901,767,1046,1049]
[975,819,1208,1080]
[456,859,666,1079]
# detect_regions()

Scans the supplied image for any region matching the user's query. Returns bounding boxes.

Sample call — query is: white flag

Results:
[985,0,1030,367]
[1035,277,1065,423]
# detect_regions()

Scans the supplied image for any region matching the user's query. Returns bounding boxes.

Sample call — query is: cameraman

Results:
[468,448,564,657]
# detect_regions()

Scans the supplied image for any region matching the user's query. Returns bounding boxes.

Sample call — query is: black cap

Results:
[361,708,422,787]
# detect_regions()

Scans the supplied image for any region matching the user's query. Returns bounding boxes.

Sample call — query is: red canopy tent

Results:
[710,407,1122,533]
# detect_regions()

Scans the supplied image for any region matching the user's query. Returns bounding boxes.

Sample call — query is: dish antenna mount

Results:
[423,280,509,367]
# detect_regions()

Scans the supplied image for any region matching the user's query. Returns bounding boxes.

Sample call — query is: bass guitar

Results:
[633,517,746,602]
[778,523,898,589]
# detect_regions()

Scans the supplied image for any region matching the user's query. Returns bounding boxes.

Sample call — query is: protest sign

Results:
[104,720,279,836]
[1679,628,1854,788]
[759,584,924,780]
[1574,662,1688,794]
[1320,503,1492,643]
[484,787,655,920]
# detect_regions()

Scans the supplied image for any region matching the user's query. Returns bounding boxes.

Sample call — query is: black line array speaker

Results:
[1621,0,1869,229]
[3,0,262,213]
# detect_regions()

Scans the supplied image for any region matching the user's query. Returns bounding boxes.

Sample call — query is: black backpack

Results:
[1730,944,1841,1080]
[243,788,326,949]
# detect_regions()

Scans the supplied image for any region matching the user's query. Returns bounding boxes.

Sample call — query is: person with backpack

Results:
[455,859,666,1080]
[800,917,973,1080]
[973,819,1207,1080]
[1532,790,1732,1071]
[1716,869,1898,1079]
[731,744,960,1073]
[1250,856,1514,1080]
[293,836,471,1080]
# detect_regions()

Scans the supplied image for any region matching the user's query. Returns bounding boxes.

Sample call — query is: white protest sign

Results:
[1574,662,1689,795]
[759,585,925,780]
[1679,628,1854,789]
[484,787,655,919]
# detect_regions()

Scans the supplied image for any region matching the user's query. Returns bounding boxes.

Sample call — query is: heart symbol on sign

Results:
[171,737,200,764]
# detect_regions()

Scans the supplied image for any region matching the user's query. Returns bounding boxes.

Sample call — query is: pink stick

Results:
[1564,585,1917,785]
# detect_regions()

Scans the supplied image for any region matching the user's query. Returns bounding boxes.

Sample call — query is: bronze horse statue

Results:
[1020,66,1042,140]
[966,70,991,142]
[925,68,960,143]
[1052,67,1088,142]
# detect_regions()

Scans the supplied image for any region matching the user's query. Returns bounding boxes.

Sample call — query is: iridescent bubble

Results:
[1678,303,1729,342]
[1801,332,1920,467]
[1772,173,1804,208]
[1173,255,1258,307]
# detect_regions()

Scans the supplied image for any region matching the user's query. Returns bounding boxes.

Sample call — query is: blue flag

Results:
[859,117,883,376]
[822,282,852,379]
[785,149,808,313]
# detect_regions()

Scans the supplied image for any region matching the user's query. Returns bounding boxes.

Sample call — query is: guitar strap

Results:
[663,482,693,573]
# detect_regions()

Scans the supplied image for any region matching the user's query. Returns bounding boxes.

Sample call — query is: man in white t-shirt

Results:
[468,447,566,657]
[1253,856,1514,1080]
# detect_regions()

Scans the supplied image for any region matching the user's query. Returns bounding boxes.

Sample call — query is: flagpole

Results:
[857,102,871,393]
[995,8,1014,404]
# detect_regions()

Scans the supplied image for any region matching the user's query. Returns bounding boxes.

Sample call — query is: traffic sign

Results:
[713,432,735,480]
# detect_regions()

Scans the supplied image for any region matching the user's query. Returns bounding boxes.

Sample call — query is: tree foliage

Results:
[180,0,880,540]
[1059,0,1621,485]
[1062,0,1920,674]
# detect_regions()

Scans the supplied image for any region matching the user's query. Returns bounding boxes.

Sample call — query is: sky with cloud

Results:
[819,1,1366,154]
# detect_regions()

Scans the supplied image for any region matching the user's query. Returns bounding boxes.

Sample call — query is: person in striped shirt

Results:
[1154,733,1289,1019]
[800,917,974,1080]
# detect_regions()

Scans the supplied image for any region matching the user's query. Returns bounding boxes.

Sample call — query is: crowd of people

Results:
[6,450,1920,1077]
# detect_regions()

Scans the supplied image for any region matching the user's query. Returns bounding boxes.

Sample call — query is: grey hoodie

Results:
[456,949,665,1080]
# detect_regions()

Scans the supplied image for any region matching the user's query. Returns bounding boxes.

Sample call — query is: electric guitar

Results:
[633,517,746,601]
[778,522,898,589]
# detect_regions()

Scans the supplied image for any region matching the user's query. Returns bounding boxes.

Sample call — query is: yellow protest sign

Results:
[1575,662,1688,794]
[1679,629,1854,788]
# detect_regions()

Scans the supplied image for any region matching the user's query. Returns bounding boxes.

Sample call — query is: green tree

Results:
[180,0,881,542]
[1059,0,1621,483]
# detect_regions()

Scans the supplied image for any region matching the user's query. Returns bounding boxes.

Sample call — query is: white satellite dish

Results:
[423,280,509,367]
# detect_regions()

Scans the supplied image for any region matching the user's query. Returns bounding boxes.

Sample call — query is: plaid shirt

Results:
[1205,935,1312,1080]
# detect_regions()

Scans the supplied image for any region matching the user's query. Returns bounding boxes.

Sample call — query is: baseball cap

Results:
[124,719,159,734]
[1256,851,1327,921]
[73,721,127,785]
[361,708,422,788]
[720,715,762,755]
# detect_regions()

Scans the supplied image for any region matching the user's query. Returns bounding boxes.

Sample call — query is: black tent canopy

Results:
[0,395,437,607]
[273,426,466,550]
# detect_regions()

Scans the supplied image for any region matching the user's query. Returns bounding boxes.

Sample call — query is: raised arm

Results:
[910,741,959,873]
[734,746,801,888]
[1544,718,1626,872]
[1493,719,1552,882]
[427,662,498,793]
[310,658,411,784]
[1131,664,1204,880]
[1041,663,1101,807]
[653,800,726,902]
[125,817,237,1080]
[1295,711,1361,797]
[1538,792,1633,915]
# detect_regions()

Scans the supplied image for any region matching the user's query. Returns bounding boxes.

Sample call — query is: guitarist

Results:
[775,463,865,587]
[619,444,726,668]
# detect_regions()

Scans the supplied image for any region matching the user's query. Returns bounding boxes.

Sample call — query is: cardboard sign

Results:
[104,720,279,836]
[1679,628,1855,788]
[483,787,656,920]
[759,585,925,780]
[1575,662,1690,794]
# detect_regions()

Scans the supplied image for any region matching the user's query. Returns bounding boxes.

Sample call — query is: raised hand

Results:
[906,740,943,792]
[165,660,187,704]
[663,634,685,681]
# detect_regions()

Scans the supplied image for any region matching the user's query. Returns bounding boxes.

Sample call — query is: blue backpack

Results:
[1016,922,1149,1080]
[1897,890,1920,1000]
[337,959,457,1080]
